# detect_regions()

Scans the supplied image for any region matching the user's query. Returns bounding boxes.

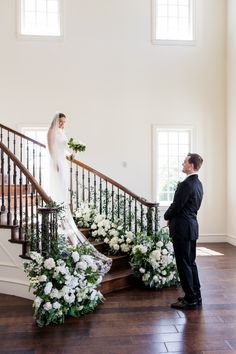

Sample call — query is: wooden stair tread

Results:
[103,268,133,281]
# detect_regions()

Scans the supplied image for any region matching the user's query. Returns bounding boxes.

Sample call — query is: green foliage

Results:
[68,138,86,152]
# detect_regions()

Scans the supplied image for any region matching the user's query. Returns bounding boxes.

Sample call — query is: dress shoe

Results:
[178,296,202,306]
[171,299,198,309]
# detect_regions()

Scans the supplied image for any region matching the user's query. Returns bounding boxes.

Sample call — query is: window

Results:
[153,127,192,204]
[152,0,195,44]
[18,0,62,37]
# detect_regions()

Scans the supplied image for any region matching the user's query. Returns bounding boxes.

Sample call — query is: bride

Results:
[47,112,112,275]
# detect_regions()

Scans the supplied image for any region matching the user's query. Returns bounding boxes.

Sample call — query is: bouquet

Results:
[68,138,86,153]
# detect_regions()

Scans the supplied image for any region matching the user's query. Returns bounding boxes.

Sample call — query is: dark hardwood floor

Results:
[1,242,236,354]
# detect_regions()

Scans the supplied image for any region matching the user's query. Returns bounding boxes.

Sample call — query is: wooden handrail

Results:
[0,141,51,203]
[69,157,159,208]
[0,123,46,148]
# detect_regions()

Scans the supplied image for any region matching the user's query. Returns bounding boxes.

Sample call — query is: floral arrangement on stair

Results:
[130,228,178,288]
[24,242,103,327]
[74,204,135,255]
[73,203,179,288]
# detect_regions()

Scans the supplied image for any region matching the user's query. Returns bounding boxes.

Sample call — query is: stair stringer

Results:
[0,228,33,299]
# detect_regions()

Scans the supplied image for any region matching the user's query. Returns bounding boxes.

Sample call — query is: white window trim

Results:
[151,125,195,206]
[16,0,64,41]
[151,0,196,46]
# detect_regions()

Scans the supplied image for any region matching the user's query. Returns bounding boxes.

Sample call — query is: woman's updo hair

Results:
[58,113,66,119]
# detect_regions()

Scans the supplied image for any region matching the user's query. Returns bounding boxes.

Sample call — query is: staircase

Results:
[0,123,159,296]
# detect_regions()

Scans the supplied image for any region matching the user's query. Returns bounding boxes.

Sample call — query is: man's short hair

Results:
[187,153,203,171]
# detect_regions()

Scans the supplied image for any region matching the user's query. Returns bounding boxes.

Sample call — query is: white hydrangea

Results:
[38,274,47,282]
[44,282,53,295]
[43,302,52,311]
[34,296,42,309]
[53,301,61,310]
[72,251,80,263]
[44,258,56,270]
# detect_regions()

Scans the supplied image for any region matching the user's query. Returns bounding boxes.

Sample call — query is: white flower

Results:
[38,275,47,282]
[139,267,145,274]
[121,244,130,253]
[113,244,120,251]
[162,248,168,255]
[142,272,150,281]
[72,251,80,263]
[64,292,75,304]
[53,301,61,310]
[30,252,43,265]
[44,258,56,270]
[43,302,52,311]
[156,241,163,248]
[76,261,87,271]
[50,288,60,299]
[44,282,53,295]
[34,296,42,309]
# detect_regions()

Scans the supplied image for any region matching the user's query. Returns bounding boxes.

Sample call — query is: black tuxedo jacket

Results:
[164,175,203,241]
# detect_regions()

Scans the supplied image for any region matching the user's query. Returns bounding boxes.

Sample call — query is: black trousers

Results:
[173,238,201,303]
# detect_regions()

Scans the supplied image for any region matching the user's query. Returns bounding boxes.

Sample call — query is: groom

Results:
[164,153,203,309]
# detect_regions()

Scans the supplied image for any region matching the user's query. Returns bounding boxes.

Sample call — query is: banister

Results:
[0,141,51,203]
[69,157,159,208]
[0,123,46,148]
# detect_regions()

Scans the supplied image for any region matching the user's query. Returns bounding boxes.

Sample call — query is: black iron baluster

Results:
[19,137,23,239]
[134,199,137,234]
[35,192,40,252]
[7,153,11,225]
[111,185,114,222]
[128,196,132,231]
[24,177,29,240]
[30,184,34,241]
[105,180,108,218]
[1,149,5,218]
[99,178,102,214]
[82,168,85,202]
[32,143,35,178]
[155,206,159,233]
[88,171,91,204]
[13,134,18,225]
[76,165,79,208]
[147,207,153,235]
[140,204,144,232]
[39,147,42,186]
[123,192,126,230]
[117,188,120,219]
[93,174,97,207]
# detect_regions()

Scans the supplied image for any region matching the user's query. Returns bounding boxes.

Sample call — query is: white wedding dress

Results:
[47,114,112,275]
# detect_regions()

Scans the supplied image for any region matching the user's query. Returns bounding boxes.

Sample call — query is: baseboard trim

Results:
[198,234,227,243]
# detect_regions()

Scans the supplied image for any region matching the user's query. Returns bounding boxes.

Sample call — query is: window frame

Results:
[151,0,196,46]
[16,0,64,40]
[152,125,194,206]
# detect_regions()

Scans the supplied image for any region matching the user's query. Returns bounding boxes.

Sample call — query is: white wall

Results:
[226,0,236,246]
[0,0,227,241]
